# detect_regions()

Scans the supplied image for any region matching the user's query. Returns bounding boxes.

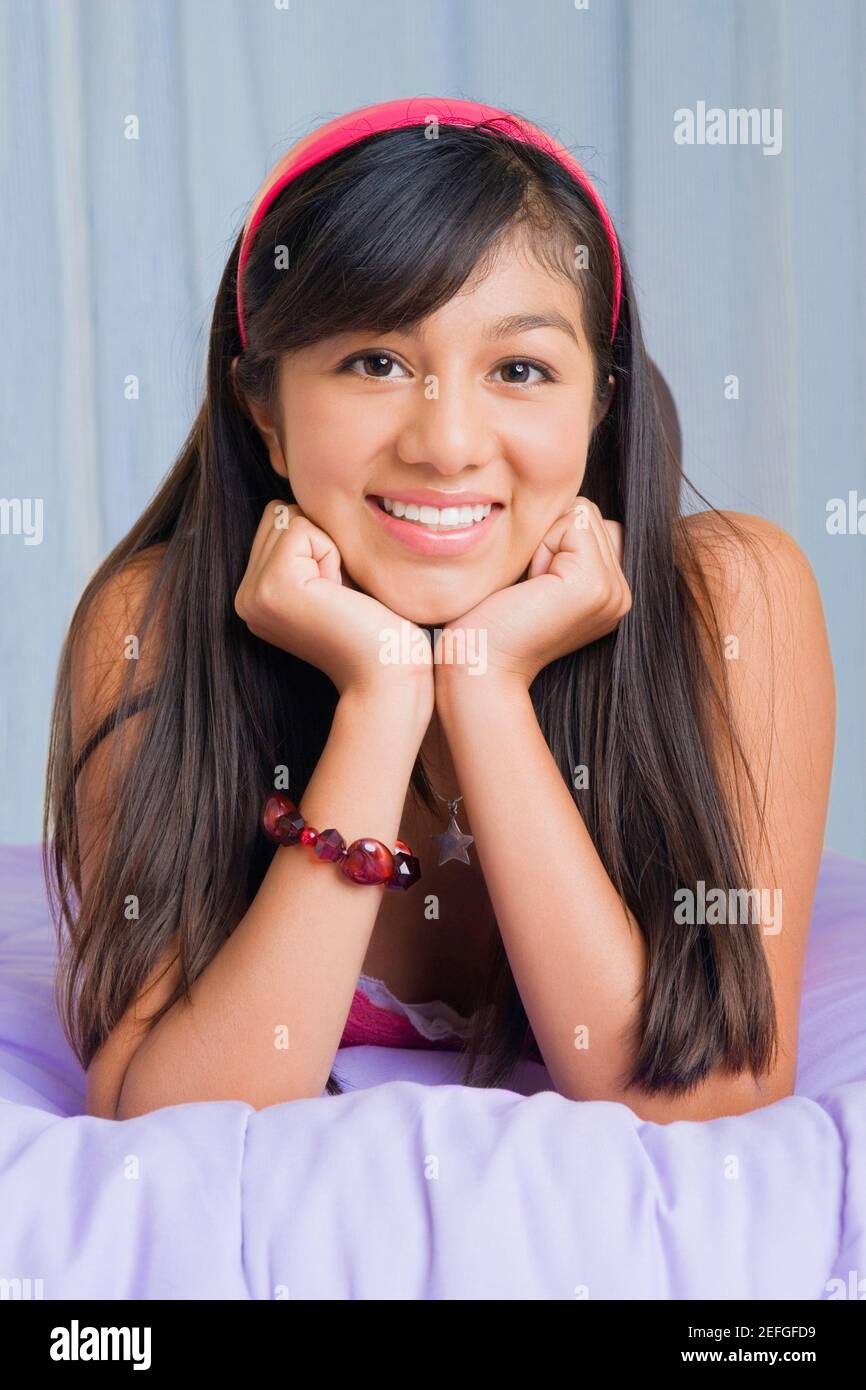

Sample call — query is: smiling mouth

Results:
[369,496,502,531]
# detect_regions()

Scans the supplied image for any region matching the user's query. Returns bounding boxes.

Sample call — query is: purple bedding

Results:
[0,843,864,1300]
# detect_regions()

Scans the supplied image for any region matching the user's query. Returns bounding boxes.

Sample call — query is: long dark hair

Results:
[44,116,778,1100]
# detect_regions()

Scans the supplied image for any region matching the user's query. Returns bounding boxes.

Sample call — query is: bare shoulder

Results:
[74,543,169,663]
[70,543,172,911]
[675,506,834,711]
[70,543,169,739]
[675,510,832,679]
[676,508,819,603]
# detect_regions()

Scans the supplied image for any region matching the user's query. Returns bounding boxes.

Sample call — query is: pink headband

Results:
[236,96,622,351]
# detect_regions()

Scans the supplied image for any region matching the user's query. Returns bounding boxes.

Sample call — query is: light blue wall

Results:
[1,0,863,853]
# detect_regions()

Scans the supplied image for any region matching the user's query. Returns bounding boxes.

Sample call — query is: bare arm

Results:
[434,510,834,1121]
[112,499,435,1117]
[116,680,430,1118]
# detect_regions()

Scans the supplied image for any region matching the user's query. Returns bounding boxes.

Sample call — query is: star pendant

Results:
[432,815,475,866]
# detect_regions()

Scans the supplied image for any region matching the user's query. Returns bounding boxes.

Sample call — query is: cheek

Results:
[508,403,591,475]
[282,383,363,470]
[511,450,589,519]
[282,413,367,513]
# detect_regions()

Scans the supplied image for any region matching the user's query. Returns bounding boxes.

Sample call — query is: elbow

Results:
[113,1077,151,1121]
[85,1095,121,1121]
[622,1086,764,1124]
[113,1090,149,1121]
[624,1075,791,1124]
[558,1069,793,1123]
[113,1073,322,1118]
[113,1058,174,1119]
[85,1067,131,1121]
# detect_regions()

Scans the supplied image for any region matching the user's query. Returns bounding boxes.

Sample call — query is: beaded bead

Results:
[314,828,347,862]
[339,837,395,886]
[385,848,421,892]
[262,793,305,845]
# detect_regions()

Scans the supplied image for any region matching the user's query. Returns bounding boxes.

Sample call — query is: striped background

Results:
[0,0,863,852]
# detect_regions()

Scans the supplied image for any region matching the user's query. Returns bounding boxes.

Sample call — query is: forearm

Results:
[435,672,775,1119]
[435,669,648,1102]
[116,682,431,1117]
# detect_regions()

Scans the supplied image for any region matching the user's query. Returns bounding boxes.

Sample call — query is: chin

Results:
[346,566,485,627]
[383,594,474,628]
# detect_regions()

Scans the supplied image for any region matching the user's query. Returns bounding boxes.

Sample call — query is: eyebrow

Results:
[333,310,581,351]
[484,311,580,345]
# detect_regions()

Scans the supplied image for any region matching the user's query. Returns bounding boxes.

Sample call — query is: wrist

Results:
[434,658,532,699]
[434,661,532,723]
[340,671,434,729]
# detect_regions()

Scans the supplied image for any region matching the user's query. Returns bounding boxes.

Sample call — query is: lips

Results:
[375,496,493,528]
[366,489,503,508]
[364,494,503,557]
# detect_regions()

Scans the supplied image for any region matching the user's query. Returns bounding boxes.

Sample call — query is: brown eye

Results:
[343,352,408,380]
[496,359,553,387]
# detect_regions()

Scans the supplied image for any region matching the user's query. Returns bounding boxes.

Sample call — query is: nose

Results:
[394,375,495,476]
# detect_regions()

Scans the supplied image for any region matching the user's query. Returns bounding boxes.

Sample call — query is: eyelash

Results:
[338,352,556,389]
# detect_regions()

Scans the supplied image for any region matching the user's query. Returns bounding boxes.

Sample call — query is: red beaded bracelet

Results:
[261,793,421,891]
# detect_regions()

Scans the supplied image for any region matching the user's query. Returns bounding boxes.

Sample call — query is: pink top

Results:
[340,973,542,1061]
[339,974,473,1050]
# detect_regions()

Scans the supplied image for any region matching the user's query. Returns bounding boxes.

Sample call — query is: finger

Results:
[527,535,556,579]
[285,517,343,585]
[260,502,344,586]
[249,500,302,577]
[583,510,626,588]
[573,502,627,585]
[583,503,622,572]
[559,498,610,571]
[603,517,622,569]
[576,499,624,575]
[528,500,600,578]
[239,501,296,603]
[581,506,632,611]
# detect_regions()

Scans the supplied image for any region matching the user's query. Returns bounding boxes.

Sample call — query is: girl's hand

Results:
[235,501,434,701]
[436,498,631,687]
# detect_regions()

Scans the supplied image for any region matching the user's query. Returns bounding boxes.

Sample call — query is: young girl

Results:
[45,97,834,1123]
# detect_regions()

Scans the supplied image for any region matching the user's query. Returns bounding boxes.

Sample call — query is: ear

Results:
[592,373,616,431]
[230,356,289,480]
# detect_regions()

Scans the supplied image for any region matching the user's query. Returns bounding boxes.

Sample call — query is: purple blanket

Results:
[0,844,864,1299]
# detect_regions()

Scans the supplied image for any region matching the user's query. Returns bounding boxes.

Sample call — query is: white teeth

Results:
[379,498,493,528]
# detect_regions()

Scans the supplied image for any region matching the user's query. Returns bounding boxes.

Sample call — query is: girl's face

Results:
[246,234,613,625]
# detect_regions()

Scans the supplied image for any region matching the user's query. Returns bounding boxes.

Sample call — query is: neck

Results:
[420,703,457,795]
[412,624,461,801]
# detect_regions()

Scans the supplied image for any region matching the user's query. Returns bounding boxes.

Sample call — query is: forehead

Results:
[421,215,589,346]
[362,243,586,343]
[284,225,590,369]
[455,228,584,311]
